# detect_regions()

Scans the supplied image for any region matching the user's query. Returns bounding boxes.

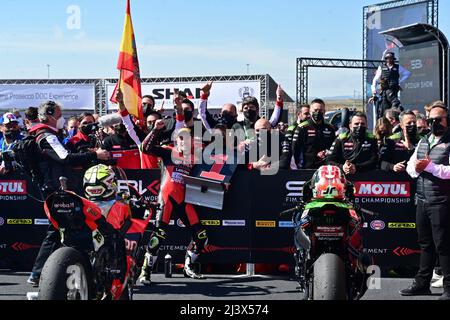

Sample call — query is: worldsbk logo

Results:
[118,180,160,196]
[0,181,27,195]
[354,182,410,197]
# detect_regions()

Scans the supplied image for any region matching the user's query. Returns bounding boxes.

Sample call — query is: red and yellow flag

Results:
[110,0,143,121]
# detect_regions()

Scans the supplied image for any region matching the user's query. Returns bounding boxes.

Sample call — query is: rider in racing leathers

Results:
[138,118,208,285]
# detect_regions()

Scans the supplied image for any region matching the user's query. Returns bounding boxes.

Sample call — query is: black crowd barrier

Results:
[0,169,420,271]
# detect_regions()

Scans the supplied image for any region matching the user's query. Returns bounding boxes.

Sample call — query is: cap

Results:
[2,112,19,125]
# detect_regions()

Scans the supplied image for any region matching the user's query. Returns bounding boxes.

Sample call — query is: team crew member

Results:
[327,112,378,174]
[380,111,421,172]
[139,119,208,284]
[401,102,450,300]
[292,99,336,169]
[27,101,110,286]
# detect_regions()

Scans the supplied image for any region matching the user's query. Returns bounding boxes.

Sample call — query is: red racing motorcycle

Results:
[37,173,158,300]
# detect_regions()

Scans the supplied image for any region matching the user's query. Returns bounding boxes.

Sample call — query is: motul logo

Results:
[354,182,410,197]
[0,181,27,195]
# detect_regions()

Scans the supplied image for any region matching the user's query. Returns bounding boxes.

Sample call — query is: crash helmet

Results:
[83,164,117,201]
[311,165,346,200]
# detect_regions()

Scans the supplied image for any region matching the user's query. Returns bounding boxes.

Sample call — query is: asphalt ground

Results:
[0,270,444,301]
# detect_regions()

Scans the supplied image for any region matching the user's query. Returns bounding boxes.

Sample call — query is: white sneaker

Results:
[431,276,443,288]
[432,269,443,282]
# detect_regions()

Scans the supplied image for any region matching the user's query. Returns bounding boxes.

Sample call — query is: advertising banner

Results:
[106,81,261,111]
[0,169,420,271]
[0,84,96,110]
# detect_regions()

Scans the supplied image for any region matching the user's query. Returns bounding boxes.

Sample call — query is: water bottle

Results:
[164,253,172,278]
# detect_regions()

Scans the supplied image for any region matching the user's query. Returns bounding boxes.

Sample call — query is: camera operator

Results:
[26,101,110,286]
[380,110,421,173]
[0,113,24,175]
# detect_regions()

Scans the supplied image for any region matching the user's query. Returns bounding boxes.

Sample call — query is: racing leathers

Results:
[139,126,208,282]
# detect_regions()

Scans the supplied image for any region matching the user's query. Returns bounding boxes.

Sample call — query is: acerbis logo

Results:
[354,182,410,197]
[7,219,32,225]
[201,220,221,226]
[388,222,416,229]
[370,220,385,231]
[0,181,27,194]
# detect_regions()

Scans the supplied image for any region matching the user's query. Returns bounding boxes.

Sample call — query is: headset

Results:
[37,101,58,122]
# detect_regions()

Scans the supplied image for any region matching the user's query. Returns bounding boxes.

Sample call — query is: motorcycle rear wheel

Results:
[39,247,91,300]
[312,253,346,300]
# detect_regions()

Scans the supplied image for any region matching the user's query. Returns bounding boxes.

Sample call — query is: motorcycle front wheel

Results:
[39,247,92,300]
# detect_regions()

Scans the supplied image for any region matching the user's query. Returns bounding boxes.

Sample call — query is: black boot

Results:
[399,282,432,296]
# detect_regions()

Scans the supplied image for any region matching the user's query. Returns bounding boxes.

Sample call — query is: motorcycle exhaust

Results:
[295,228,311,251]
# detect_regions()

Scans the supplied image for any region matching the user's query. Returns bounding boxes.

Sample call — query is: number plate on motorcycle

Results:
[314,226,344,238]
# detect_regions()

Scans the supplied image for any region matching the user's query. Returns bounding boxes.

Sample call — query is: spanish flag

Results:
[110,0,143,121]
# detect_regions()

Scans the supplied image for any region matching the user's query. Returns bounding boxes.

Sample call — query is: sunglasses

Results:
[427,117,443,125]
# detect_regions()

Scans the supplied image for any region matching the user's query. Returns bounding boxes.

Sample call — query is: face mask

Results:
[56,117,66,130]
[218,112,236,128]
[114,124,127,135]
[312,111,324,123]
[147,123,155,132]
[431,122,446,136]
[353,126,366,139]
[244,109,258,122]
[4,129,19,141]
[184,109,193,122]
[405,125,417,138]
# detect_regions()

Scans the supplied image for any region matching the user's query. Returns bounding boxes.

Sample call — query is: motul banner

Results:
[0,169,420,271]
[106,81,261,110]
[0,84,95,110]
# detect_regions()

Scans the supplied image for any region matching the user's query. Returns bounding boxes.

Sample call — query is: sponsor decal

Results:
[34,219,50,225]
[0,180,27,194]
[255,220,276,228]
[354,182,410,197]
[388,222,416,229]
[222,220,246,227]
[7,219,33,225]
[118,180,160,196]
[201,220,221,226]
[11,242,40,251]
[0,217,4,226]
[176,219,185,227]
[393,247,421,257]
[314,226,344,237]
[370,220,385,231]
[279,221,294,228]
[285,181,306,204]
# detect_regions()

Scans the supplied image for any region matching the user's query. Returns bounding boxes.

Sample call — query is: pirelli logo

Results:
[7,219,33,225]
[201,220,221,226]
[388,223,416,229]
[255,220,276,228]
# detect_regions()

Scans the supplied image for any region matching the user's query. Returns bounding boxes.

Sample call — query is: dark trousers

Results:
[381,88,403,113]
[31,224,61,275]
[415,199,450,291]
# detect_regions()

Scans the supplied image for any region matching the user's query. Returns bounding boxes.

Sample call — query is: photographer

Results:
[26,101,110,286]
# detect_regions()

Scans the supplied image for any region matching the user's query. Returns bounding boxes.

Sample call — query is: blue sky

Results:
[1,0,449,99]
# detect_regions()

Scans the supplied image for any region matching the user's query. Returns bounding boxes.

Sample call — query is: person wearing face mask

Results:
[416,113,431,136]
[327,112,378,174]
[26,100,110,287]
[62,116,79,145]
[65,113,98,154]
[380,111,421,173]
[374,117,393,150]
[198,81,238,131]
[401,102,450,300]
[232,85,284,140]
[0,113,24,175]
[292,99,336,169]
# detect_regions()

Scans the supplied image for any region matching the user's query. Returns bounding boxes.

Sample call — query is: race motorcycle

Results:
[38,173,158,300]
[281,165,375,300]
